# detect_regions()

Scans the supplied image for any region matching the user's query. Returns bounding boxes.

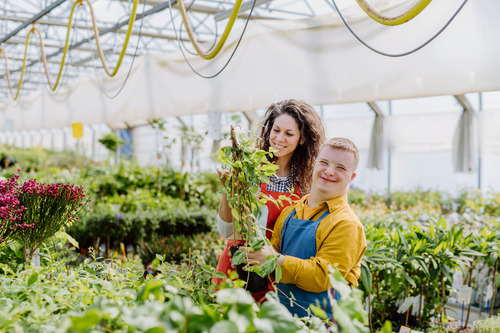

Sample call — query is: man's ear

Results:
[350,172,356,181]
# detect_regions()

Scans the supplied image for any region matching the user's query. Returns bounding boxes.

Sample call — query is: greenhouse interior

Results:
[0,0,499,332]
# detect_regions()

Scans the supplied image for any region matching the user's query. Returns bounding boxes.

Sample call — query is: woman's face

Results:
[269,114,302,160]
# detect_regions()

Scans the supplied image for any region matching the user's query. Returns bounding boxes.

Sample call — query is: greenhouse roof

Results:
[0,0,499,132]
[0,0,342,102]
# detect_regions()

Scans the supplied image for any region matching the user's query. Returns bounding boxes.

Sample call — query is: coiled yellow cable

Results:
[83,0,138,77]
[176,0,243,60]
[0,27,35,101]
[0,0,139,100]
[355,0,432,26]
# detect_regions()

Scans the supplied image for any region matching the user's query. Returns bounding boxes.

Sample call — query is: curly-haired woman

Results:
[213,99,325,302]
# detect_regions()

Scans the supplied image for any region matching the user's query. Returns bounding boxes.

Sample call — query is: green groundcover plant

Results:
[0,240,372,333]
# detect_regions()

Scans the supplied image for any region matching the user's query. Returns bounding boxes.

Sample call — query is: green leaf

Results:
[360,264,372,293]
[137,279,165,301]
[258,256,277,277]
[27,272,38,287]
[145,328,166,333]
[249,238,265,251]
[57,231,79,249]
[401,271,416,288]
[254,301,301,333]
[434,242,444,255]
[214,272,228,279]
[231,250,246,266]
[396,228,408,248]
[209,320,239,333]
[381,320,393,333]
[275,264,282,283]
[70,309,101,331]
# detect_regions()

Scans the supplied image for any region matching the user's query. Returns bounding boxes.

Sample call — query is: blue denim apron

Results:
[277,208,340,318]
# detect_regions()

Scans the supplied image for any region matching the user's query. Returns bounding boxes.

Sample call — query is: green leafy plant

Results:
[98,132,125,153]
[217,126,280,288]
[98,132,125,163]
[474,316,500,333]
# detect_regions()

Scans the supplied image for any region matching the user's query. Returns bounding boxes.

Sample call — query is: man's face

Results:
[311,145,357,199]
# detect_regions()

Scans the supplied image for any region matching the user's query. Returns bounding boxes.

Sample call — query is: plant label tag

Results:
[485,284,493,301]
[72,123,83,138]
[452,270,463,291]
[457,285,472,304]
[399,326,411,333]
[411,296,422,316]
[397,297,417,314]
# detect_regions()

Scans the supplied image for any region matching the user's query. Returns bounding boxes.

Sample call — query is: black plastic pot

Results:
[230,244,268,294]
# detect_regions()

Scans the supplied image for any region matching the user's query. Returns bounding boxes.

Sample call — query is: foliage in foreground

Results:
[0,245,371,333]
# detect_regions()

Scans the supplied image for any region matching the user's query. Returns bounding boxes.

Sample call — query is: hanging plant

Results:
[217,126,282,292]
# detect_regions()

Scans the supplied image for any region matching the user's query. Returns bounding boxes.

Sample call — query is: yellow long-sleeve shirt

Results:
[271,194,366,292]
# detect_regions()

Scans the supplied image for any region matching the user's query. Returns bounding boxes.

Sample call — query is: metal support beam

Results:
[454,94,473,112]
[242,110,259,127]
[176,116,187,127]
[367,101,383,117]
[0,0,67,44]
[366,101,385,170]
[0,14,193,41]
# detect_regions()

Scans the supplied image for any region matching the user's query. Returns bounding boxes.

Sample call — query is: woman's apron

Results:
[213,182,300,302]
[277,208,340,318]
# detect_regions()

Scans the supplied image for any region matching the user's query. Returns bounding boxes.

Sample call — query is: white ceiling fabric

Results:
[1,0,499,131]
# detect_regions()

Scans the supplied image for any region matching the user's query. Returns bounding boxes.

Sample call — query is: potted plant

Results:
[218,126,281,293]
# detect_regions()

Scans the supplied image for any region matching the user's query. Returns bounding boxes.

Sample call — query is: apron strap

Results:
[280,207,330,252]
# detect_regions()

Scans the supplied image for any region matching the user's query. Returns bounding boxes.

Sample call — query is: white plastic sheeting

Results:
[0,0,499,131]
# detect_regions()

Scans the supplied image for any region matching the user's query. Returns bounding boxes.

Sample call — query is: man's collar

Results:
[299,194,349,212]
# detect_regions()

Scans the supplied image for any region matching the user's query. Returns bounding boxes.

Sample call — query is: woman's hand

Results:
[217,168,229,187]
[217,168,233,223]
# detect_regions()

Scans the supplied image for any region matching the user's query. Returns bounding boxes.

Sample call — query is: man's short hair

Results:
[321,137,359,171]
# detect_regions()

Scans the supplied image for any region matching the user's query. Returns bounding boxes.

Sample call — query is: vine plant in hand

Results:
[218,126,284,290]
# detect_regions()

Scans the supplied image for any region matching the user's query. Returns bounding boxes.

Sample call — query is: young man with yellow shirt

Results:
[243,137,366,318]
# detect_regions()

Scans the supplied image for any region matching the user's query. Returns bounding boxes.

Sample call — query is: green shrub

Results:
[0,144,91,173]
[67,209,215,253]
[474,316,500,333]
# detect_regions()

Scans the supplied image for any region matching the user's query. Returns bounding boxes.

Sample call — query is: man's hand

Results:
[240,245,285,267]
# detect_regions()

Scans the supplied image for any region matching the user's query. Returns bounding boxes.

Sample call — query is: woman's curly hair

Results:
[257,99,325,194]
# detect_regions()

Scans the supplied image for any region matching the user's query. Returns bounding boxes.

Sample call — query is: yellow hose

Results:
[83,0,138,77]
[176,0,243,60]
[355,0,432,26]
[0,49,15,100]
[0,28,35,101]
[35,0,79,92]
[0,0,139,100]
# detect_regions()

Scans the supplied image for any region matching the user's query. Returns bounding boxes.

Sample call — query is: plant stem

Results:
[418,279,426,325]
[405,287,410,326]
[490,258,499,318]
[441,271,447,320]
[465,264,473,327]
[367,290,373,333]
